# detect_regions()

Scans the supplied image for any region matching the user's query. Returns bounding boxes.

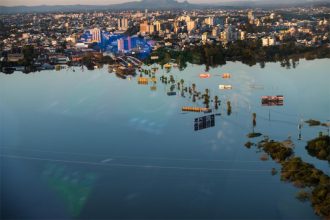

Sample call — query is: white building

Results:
[118,18,129,31]
[262,37,276,46]
[248,11,255,24]
[205,17,214,26]
[187,20,196,32]
[202,32,208,42]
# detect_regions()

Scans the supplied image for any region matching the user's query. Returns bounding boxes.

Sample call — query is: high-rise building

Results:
[154,21,162,32]
[212,27,219,37]
[205,17,214,26]
[238,30,246,40]
[248,11,255,24]
[118,18,129,31]
[174,22,179,33]
[148,24,155,33]
[140,21,149,34]
[117,38,124,52]
[202,32,208,42]
[262,37,276,46]
[178,15,191,22]
[220,25,237,43]
[140,21,155,34]
[90,28,101,43]
[187,20,196,32]
[124,37,132,51]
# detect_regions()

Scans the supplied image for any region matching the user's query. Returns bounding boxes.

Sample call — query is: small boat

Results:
[222,73,231,78]
[219,85,232,90]
[164,63,172,68]
[199,73,211,79]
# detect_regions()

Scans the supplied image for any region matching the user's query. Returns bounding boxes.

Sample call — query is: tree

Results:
[252,113,257,133]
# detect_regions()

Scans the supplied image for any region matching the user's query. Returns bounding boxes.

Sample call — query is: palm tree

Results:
[214,96,219,104]
[192,83,196,92]
[170,75,175,84]
[188,87,192,95]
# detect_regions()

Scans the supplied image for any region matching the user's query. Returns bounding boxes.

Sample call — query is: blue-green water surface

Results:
[1,59,329,219]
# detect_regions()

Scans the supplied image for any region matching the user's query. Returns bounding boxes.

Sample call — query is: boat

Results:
[219,85,232,90]
[164,63,172,69]
[222,73,231,78]
[199,73,211,79]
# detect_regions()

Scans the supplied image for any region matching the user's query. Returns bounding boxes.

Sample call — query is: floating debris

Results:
[219,85,232,90]
[101,158,113,163]
[167,91,177,96]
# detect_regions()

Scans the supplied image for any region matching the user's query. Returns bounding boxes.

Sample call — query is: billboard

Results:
[194,114,215,131]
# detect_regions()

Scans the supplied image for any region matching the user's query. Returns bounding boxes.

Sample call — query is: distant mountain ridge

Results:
[1,0,330,14]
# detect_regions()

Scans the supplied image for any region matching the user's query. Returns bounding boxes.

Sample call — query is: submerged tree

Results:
[214,95,219,109]
[252,112,257,133]
[227,101,232,116]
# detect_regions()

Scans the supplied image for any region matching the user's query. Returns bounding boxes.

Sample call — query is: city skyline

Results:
[1,0,324,7]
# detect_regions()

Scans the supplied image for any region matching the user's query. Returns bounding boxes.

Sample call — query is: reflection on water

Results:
[42,163,97,217]
[0,59,330,219]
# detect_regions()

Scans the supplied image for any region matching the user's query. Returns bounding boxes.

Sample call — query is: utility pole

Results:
[298,118,303,140]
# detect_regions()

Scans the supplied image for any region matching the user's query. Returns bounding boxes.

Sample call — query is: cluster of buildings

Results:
[132,8,329,49]
[0,6,329,69]
[76,28,151,54]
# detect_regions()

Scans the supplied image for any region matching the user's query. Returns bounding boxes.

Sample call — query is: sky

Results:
[1,0,269,7]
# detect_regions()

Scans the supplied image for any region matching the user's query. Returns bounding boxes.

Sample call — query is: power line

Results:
[1,154,329,178]
[0,154,276,173]
[0,146,267,164]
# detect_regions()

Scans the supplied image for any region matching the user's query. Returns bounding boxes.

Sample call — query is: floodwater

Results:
[1,59,329,219]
